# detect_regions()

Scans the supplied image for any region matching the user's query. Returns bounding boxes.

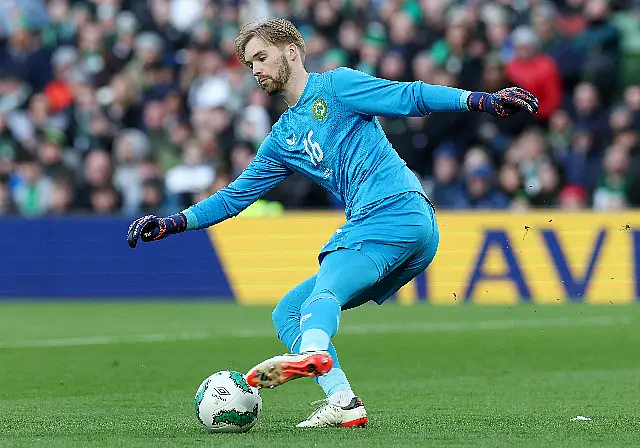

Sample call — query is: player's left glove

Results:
[467,87,539,118]
[127,213,187,248]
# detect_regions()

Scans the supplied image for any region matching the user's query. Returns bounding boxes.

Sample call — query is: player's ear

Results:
[286,43,297,61]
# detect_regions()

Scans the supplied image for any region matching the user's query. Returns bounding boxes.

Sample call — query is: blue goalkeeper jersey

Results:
[184,67,471,229]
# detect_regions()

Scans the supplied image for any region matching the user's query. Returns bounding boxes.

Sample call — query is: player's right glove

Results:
[127,213,187,248]
[467,87,539,118]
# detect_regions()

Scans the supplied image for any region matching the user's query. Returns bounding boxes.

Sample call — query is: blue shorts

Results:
[318,191,439,308]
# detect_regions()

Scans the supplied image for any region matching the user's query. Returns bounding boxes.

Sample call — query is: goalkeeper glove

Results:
[467,87,539,118]
[127,213,187,248]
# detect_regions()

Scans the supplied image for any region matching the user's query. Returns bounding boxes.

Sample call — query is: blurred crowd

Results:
[0,0,639,218]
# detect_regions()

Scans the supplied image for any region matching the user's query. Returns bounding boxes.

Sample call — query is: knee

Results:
[271,300,289,334]
[301,289,340,310]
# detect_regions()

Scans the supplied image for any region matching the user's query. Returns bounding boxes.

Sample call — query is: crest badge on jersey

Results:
[311,98,328,120]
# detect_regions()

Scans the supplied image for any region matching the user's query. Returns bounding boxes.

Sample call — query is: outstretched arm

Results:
[182,152,291,229]
[127,137,291,248]
[329,67,538,118]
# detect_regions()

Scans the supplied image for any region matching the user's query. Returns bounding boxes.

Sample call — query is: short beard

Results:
[263,53,291,96]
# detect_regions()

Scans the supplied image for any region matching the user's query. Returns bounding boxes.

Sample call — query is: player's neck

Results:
[282,70,310,108]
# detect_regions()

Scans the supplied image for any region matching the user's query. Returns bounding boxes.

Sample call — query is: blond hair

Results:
[235,17,306,64]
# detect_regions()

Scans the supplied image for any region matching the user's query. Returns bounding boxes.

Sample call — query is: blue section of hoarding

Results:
[0,219,232,298]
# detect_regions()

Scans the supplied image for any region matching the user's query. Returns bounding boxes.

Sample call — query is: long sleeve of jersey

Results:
[330,67,471,117]
[182,137,291,230]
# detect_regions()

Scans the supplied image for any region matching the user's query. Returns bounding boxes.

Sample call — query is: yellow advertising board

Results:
[209,211,640,305]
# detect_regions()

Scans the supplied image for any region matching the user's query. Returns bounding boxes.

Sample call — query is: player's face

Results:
[244,37,291,96]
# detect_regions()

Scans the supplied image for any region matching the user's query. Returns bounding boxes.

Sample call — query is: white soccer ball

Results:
[194,370,262,433]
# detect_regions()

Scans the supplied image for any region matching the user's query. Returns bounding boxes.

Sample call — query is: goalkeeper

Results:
[127,18,538,428]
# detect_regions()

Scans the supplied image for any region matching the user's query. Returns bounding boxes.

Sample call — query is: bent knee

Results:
[272,302,288,332]
[301,289,341,309]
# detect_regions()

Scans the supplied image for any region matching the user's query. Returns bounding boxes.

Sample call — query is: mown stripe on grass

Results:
[0,316,631,349]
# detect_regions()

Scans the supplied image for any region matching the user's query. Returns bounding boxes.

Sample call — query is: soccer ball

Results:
[194,370,262,433]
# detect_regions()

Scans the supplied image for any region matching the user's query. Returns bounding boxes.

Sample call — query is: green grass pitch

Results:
[1,302,638,447]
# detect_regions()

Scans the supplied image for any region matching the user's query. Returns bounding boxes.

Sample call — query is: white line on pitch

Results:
[0,316,631,349]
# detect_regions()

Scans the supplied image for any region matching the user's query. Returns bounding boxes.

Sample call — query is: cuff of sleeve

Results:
[182,208,200,231]
[459,91,471,111]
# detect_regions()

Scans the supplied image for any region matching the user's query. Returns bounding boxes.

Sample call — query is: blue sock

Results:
[291,322,352,398]
[299,292,341,352]
[317,367,352,396]
[300,328,330,352]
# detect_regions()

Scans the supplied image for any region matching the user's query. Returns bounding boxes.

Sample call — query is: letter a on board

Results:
[465,230,531,301]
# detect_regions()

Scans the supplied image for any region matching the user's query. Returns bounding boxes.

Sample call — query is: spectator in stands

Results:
[482,4,512,62]
[0,18,52,93]
[0,68,31,117]
[0,174,16,215]
[124,31,165,94]
[612,3,640,89]
[571,82,608,143]
[624,85,640,128]
[142,99,178,173]
[90,185,121,214]
[547,109,574,158]
[8,93,65,155]
[463,146,493,175]
[532,162,561,207]
[388,12,420,66]
[165,139,215,209]
[110,11,138,74]
[235,101,271,151]
[139,178,165,215]
[431,144,466,209]
[608,106,635,146]
[147,0,188,53]
[36,128,74,181]
[559,184,588,210]
[574,0,620,103]
[49,175,75,214]
[498,163,524,203]
[229,141,256,181]
[44,46,77,114]
[113,128,149,214]
[187,47,230,112]
[556,0,588,37]
[102,72,142,131]
[378,51,408,82]
[41,0,76,48]
[531,4,582,96]
[1,0,639,215]
[562,127,602,195]
[338,21,363,69]
[12,155,52,217]
[76,20,108,86]
[355,31,385,76]
[69,72,109,153]
[464,164,510,209]
[593,145,630,210]
[514,129,553,200]
[208,105,238,168]
[68,2,92,36]
[76,148,112,210]
[505,26,562,121]
[430,10,483,92]
[0,113,23,176]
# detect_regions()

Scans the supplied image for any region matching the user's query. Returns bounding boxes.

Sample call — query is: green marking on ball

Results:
[229,371,253,394]
[194,379,210,424]
[212,403,259,427]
